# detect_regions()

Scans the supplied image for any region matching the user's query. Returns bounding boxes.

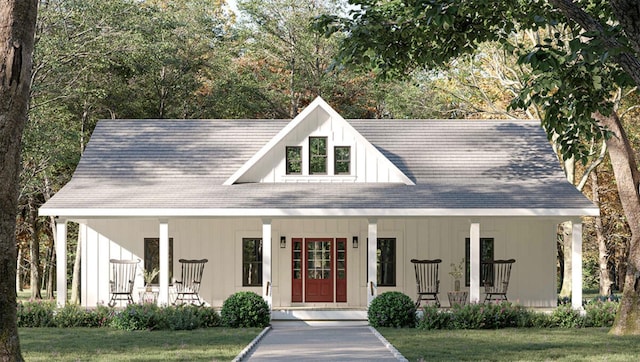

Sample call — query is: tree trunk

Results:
[16,247,21,292]
[592,169,613,296]
[0,0,38,359]
[558,221,573,297]
[70,238,81,304]
[44,240,54,299]
[593,112,640,335]
[28,196,41,299]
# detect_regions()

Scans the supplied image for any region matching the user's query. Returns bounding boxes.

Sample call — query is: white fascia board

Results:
[40,207,600,218]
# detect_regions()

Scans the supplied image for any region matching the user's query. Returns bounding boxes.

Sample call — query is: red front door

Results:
[304,238,334,302]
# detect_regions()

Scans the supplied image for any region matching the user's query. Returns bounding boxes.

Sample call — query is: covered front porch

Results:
[53,215,587,311]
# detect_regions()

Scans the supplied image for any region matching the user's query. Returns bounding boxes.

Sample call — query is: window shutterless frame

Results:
[309,137,328,174]
[334,146,351,175]
[285,146,302,175]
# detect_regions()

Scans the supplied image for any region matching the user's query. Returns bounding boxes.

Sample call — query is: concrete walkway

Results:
[241,322,406,361]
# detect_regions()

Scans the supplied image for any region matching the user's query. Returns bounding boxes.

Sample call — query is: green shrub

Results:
[417,302,536,330]
[93,304,116,327]
[194,305,221,327]
[221,292,270,328]
[163,305,201,330]
[584,300,618,327]
[54,304,96,327]
[368,292,416,328]
[549,304,584,328]
[416,305,451,330]
[449,303,487,329]
[110,303,166,331]
[17,300,56,327]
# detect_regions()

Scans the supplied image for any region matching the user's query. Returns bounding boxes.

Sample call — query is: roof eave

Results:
[40,207,600,219]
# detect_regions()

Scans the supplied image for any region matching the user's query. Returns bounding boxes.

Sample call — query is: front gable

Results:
[224,97,414,185]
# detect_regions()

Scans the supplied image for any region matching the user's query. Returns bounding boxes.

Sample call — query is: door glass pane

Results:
[307,241,331,280]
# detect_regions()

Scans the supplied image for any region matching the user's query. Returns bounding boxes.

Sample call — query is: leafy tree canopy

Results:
[317,0,638,163]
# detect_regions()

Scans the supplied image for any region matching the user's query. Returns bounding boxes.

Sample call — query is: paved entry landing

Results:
[244,322,405,361]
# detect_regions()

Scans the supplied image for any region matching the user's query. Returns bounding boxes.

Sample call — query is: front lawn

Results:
[20,327,261,361]
[379,327,640,361]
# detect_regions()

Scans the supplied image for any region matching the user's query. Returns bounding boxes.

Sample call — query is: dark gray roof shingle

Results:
[40,118,598,216]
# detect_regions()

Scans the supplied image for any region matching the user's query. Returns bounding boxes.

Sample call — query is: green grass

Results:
[379,328,640,361]
[20,327,261,361]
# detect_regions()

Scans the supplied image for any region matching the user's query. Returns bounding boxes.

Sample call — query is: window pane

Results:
[464,237,494,287]
[286,146,302,174]
[242,238,262,286]
[377,238,396,286]
[334,146,350,174]
[144,238,173,284]
[309,137,327,174]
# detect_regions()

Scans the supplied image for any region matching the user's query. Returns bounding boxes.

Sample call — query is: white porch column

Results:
[572,222,583,310]
[367,219,378,306]
[56,218,68,307]
[469,222,480,303]
[158,220,169,305]
[262,219,272,307]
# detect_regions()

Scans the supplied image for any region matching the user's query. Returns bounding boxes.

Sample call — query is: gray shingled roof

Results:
[40,118,598,217]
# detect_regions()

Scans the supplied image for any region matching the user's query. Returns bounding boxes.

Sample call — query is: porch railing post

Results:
[262,218,272,308]
[159,220,169,305]
[469,222,480,303]
[56,217,68,307]
[367,218,378,306]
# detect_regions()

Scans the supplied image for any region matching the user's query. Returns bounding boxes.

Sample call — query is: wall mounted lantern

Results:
[352,236,358,248]
[280,236,286,248]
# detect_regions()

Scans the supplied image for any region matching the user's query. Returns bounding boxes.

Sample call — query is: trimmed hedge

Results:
[16,300,221,330]
[368,291,416,328]
[416,301,619,330]
[220,291,270,328]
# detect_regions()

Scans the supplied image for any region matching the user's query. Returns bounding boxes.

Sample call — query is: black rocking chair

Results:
[411,258,442,308]
[174,258,208,304]
[482,259,516,303]
[108,259,139,307]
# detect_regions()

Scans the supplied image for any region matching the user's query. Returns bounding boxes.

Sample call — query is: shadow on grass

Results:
[379,328,640,361]
[20,327,261,361]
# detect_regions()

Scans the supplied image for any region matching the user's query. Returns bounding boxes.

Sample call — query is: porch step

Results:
[271,308,368,322]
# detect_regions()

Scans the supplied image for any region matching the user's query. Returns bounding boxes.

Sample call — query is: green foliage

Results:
[110,303,166,331]
[54,304,98,328]
[221,291,271,328]
[163,305,221,330]
[368,292,416,328]
[416,305,451,330]
[16,301,219,330]
[448,302,530,329]
[584,300,618,327]
[415,301,619,330]
[549,304,584,328]
[93,304,117,327]
[16,300,56,327]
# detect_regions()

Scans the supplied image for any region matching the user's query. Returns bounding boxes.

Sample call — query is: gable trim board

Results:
[223,97,414,186]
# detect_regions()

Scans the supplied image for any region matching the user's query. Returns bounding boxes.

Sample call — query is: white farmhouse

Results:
[40,97,598,318]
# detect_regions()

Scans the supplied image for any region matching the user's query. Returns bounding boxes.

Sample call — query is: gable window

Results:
[334,146,351,174]
[377,238,396,286]
[286,146,302,174]
[243,238,262,286]
[144,238,174,284]
[309,137,327,174]
[464,237,494,287]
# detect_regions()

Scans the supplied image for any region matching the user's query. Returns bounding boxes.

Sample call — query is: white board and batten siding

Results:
[235,106,410,184]
[79,216,559,308]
